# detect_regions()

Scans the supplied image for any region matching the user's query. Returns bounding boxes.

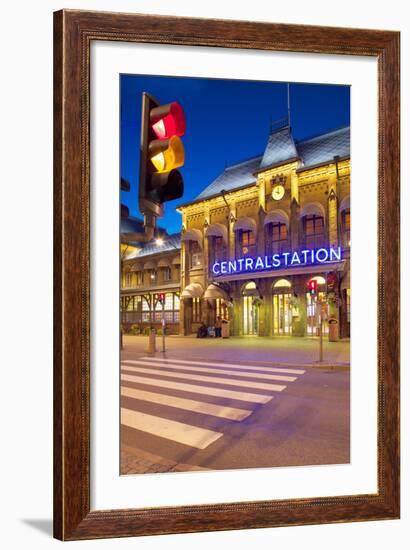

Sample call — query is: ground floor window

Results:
[306,292,329,335]
[192,297,202,322]
[216,298,230,321]
[243,295,259,335]
[273,293,292,335]
[121,292,180,324]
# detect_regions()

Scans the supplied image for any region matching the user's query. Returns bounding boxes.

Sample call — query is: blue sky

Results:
[121,74,350,234]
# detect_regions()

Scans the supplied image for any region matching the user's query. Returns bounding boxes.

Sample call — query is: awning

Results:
[181,282,203,299]
[204,283,228,300]
[264,209,289,227]
[129,262,143,272]
[300,201,326,219]
[181,228,203,249]
[233,216,257,233]
[205,223,228,245]
[143,260,156,270]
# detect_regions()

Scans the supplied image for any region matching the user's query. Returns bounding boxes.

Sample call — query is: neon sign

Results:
[212,247,342,276]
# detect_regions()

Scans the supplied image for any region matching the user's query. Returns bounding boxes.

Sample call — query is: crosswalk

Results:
[121,356,306,451]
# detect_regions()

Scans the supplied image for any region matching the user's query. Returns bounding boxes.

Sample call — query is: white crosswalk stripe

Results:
[141,356,306,375]
[121,365,286,392]
[121,386,252,421]
[122,359,297,382]
[121,356,306,451]
[121,408,223,449]
[121,373,271,403]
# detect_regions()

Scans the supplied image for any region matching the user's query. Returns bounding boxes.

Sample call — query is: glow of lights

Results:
[151,102,186,140]
[149,136,184,173]
[151,152,165,171]
[155,238,164,246]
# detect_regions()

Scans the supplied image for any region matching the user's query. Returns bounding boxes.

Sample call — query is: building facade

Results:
[121,233,182,335]
[121,125,351,340]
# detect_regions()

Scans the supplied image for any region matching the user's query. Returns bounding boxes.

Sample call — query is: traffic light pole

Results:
[161,302,166,353]
[319,309,324,363]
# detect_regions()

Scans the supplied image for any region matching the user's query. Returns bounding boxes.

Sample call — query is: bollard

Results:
[146,329,157,353]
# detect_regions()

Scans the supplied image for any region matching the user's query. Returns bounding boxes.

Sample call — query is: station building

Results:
[121,217,182,335]
[121,124,351,340]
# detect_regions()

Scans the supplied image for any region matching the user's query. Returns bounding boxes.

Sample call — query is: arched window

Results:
[267,222,288,254]
[206,223,228,264]
[303,214,325,248]
[234,217,257,257]
[238,229,256,257]
[273,278,292,289]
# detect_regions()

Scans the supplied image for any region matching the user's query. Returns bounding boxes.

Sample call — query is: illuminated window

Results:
[189,241,203,269]
[192,297,202,322]
[124,272,133,288]
[303,215,325,248]
[213,236,226,262]
[216,298,230,320]
[164,293,173,310]
[239,230,256,257]
[273,278,292,288]
[244,281,256,291]
[342,208,351,248]
[149,269,157,283]
[267,222,288,254]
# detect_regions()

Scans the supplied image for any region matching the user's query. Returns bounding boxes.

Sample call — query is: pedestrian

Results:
[215,316,222,338]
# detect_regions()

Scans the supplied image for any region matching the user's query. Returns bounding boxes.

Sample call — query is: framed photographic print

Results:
[54,9,400,540]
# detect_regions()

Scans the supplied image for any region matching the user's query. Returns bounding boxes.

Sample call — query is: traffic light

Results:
[139,93,185,229]
[158,293,165,305]
[308,279,317,296]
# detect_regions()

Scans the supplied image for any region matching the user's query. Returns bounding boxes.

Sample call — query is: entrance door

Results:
[273,293,292,335]
[243,296,259,335]
[306,292,329,335]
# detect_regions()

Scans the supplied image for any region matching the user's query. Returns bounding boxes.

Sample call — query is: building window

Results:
[213,236,226,261]
[136,271,143,285]
[163,266,171,281]
[303,214,325,248]
[267,222,288,254]
[192,297,202,322]
[239,229,256,257]
[149,269,157,283]
[342,208,351,248]
[189,241,203,269]
[216,298,230,320]
[124,272,133,288]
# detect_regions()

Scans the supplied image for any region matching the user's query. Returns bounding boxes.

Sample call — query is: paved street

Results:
[120,335,350,474]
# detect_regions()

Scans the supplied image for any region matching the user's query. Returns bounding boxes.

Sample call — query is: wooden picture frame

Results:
[53,9,400,540]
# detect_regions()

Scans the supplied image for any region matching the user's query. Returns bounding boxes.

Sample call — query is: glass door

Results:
[273,293,292,335]
[306,291,329,335]
[243,296,258,335]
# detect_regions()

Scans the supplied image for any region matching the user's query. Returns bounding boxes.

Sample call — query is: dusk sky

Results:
[120,75,350,234]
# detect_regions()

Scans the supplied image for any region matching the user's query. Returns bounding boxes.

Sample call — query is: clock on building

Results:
[272,184,285,201]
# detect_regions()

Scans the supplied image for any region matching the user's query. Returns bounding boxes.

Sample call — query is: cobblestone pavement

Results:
[121,444,210,475]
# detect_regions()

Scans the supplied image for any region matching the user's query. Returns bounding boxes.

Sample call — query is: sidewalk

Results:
[121,334,350,368]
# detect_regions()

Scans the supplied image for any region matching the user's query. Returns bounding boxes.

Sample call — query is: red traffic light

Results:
[158,292,166,304]
[308,279,317,294]
[150,102,186,140]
